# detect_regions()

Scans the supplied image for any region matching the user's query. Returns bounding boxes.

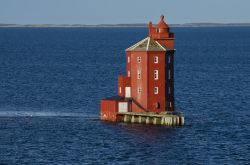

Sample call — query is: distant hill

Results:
[172,23,250,27]
[1,23,250,28]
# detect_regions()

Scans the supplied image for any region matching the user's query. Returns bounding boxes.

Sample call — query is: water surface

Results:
[0,27,249,164]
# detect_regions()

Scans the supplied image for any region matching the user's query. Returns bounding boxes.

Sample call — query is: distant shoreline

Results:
[1,23,250,28]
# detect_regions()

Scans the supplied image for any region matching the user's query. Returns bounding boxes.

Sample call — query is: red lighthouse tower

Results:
[100,15,182,125]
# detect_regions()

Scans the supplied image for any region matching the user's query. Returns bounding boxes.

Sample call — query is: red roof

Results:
[155,15,169,29]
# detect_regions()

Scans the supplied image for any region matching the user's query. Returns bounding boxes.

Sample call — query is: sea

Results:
[0,27,249,164]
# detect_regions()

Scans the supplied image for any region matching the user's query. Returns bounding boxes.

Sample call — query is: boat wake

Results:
[0,111,98,118]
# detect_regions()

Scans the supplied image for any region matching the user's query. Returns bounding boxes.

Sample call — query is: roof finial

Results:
[160,15,164,21]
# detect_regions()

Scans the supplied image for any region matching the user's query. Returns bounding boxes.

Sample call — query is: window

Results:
[168,70,171,80]
[119,87,122,94]
[156,29,160,33]
[137,70,141,79]
[154,87,159,94]
[168,55,171,64]
[128,56,130,63]
[170,102,172,108]
[154,56,158,64]
[137,56,141,63]
[154,70,158,80]
[128,71,130,77]
[137,87,142,94]
[168,87,171,94]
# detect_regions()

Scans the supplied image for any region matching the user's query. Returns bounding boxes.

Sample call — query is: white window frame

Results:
[118,102,128,112]
[154,56,158,64]
[137,87,142,94]
[137,70,141,79]
[154,87,159,94]
[154,70,159,80]
[125,87,131,98]
[137,56,141,63]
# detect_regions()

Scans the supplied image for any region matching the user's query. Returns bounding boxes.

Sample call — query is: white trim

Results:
[137,87,142,94]
[154,70,159,80]
[146,37,150,51]
[155,41,167,51]
[126,37,166,52]
[154,56,158,64]
[154,87,159,94]
[125,87,131,98]
[137,56,141,63]
[137,70,141,79]
[126,37,149,51]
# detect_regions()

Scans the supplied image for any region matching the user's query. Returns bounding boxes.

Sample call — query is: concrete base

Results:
[117,112,184,126]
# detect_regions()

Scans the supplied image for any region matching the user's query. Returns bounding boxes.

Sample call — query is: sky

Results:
[0,0,250,24]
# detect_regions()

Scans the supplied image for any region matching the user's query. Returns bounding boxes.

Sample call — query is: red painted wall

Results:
[126,18,175,113]
[117,75,131,97]
[126,51,131,78]
[127,51,169,113]
[148,51,166,112]
[130,51,148,112]
[100,100,117,121]
[156,39,174,50]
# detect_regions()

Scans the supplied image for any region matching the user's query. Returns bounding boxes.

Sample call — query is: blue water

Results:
[0,27,249,164]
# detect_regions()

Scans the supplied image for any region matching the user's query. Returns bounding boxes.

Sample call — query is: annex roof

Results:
[126,37,166,52]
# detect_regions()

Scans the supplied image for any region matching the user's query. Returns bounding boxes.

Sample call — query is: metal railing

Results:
[126,98,148,112]
[125,97,183,116]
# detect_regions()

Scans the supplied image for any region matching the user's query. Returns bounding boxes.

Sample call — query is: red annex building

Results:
[100,15,175,122]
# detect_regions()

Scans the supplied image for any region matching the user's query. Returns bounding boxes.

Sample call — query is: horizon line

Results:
[1,22,250,28]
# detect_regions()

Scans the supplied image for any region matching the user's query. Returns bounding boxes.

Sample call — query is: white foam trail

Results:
[0,111,98,118]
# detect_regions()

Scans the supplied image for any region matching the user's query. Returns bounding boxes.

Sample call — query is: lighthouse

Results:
[100,15,184,126]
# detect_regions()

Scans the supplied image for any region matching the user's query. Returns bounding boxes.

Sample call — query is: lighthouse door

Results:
[118,102,128,113]
[125,87,131,98]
